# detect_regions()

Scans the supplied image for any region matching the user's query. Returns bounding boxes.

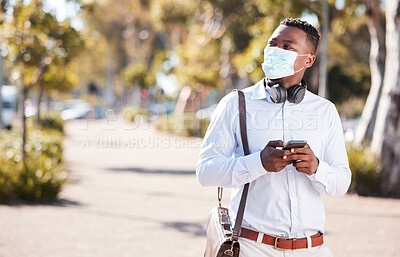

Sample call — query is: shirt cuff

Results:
[244,150,266,180]
[307,161,329,185]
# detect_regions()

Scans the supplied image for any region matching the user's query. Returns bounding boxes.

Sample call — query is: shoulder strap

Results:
[237,90,250,156]
[216,90,251,241]
[231,89,250,241]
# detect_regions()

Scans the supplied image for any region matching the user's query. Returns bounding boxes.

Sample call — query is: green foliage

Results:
[151,50,172,74]
[121,106,149,123]
[2,0,84,91]
[122,62,155,89]
[149,0,197,31]
[155,113,210,138]
[232,35,267,82]
[347,144,382,196]
[336,97,365,119]
[77,0,374,114]
[39,110,64,133]
[199,117,211,138]
[0,129,66,202]
[175,25,223,88]
[327,6,371,106]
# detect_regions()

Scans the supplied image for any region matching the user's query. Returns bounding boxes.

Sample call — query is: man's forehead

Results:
[269,25,307,44]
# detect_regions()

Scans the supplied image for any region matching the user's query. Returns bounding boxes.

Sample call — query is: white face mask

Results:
[262,46,310,79]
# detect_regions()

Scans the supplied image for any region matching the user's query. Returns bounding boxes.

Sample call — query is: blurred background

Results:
[0,0,400,256]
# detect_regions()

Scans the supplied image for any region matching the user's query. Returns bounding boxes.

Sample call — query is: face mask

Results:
[262,46,310,79]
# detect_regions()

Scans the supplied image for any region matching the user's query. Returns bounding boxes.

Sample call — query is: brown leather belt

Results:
[239,227,324,250]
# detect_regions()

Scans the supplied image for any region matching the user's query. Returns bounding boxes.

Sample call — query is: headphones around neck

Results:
[264,78,307,104]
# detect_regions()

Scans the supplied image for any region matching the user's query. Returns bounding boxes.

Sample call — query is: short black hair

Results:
[281,18,320,54]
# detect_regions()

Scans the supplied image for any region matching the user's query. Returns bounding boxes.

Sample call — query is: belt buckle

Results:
[274,236,289,250]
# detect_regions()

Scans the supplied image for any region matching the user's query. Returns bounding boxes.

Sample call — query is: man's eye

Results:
[283,44,292,50]
[268,41,276,46]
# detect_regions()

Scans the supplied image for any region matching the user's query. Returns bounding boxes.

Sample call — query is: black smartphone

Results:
[283,140,307,150]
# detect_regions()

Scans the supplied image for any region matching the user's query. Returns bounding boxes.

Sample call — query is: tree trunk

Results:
[21,85,28,172]
[0,51,3,130]
[318,0,329,99]
[371,0,400,195]
[106,58,115,108]
[35,80,43,128]
[354,0,385,145]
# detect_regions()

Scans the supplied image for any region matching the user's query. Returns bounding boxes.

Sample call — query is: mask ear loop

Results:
[293,53,312,74]
[294,66,305,73]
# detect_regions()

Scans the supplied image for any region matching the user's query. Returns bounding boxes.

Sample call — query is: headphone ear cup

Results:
[270,85,287,103]
[287,84,306,104]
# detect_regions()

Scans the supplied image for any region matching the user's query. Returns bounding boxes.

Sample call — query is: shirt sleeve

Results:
[196,93,266,188]
[307,103,352,196]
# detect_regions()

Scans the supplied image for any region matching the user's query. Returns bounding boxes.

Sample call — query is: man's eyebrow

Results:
[282,39,294,43]
[268,38,295,44]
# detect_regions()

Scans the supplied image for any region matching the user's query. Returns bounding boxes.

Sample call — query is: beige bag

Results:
[204,90,250,257]
[204,192,239,257]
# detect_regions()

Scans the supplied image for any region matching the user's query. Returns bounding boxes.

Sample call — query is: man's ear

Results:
[305,55,316,68]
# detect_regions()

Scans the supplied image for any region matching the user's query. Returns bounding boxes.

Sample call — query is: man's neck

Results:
[280,77,303,89]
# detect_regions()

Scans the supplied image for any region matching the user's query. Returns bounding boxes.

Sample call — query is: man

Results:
[196,18,351,257]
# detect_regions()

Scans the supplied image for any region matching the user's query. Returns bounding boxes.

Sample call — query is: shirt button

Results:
[293,216,297,220]
[291,193,295,197]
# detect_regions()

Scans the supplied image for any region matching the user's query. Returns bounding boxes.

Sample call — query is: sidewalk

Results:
[0,119,399,257]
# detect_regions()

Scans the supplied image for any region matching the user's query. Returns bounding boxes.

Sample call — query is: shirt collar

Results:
[251,78,273,103]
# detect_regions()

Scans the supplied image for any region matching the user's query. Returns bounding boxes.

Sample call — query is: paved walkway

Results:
[1,118,400,257]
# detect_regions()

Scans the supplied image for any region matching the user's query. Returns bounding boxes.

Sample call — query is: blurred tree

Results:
[371,0,400,195]
[354,0,385,145]
[77,0,372,115]
[317,1,371,110]
[1,0,83,169]
[170,0,371,101]
[71,29,108,89]
[82,0,158,108]
[122,61,156,90]
[36,60,82,124]
[81,1,129,107]
[174,24,223,89]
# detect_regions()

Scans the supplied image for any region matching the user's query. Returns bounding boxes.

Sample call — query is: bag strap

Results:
[231,89,250,241]
[237,90,250,156]
[216,89,250,241]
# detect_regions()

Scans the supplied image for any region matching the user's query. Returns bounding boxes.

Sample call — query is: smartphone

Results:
[283,140,307,150]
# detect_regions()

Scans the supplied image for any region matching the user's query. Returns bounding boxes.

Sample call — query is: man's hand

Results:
[285,144,319,175]
[260,140,293,172]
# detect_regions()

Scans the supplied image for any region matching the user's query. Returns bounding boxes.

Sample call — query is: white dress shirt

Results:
[196,79,351,238]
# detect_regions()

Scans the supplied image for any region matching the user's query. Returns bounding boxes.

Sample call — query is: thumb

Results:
[266,140,284,148]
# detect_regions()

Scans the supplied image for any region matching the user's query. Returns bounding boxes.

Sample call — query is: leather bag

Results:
[204,90,250,257]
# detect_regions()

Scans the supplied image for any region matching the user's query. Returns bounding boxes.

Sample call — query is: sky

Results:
[43,0,83,30]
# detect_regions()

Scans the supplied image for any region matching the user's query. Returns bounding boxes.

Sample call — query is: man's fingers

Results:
[267,140,284,148]
[293,161,308,168]
[278,163,292,170]
[280,149,292,158]
[290,148,307,154]
[291,144,311,154]
[286,154,308,161]
[295,168,309,173]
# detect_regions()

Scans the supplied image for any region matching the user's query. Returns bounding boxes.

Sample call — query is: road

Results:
[1,118,400,257]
